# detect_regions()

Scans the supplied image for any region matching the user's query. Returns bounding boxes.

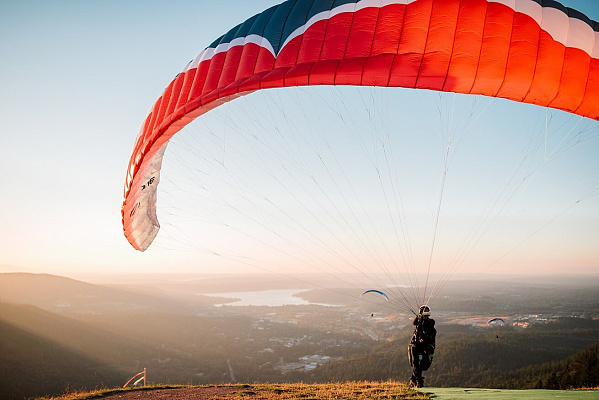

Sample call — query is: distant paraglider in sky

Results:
[487,317,506,327]
[360,289,390,303]
[123,0,599,316]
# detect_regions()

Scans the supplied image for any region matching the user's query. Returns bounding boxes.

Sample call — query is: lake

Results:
[205,289,317,307]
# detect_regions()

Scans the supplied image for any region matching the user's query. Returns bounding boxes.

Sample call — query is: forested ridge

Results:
[528,343,599,389]
[309,318,599,389]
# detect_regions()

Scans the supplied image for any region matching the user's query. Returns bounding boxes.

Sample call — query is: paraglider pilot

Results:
[408,305,436,388]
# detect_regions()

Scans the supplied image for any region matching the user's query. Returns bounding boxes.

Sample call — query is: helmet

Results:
[419,305,431,316]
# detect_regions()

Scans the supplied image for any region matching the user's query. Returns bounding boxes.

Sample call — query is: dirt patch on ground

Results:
[97,386,239,399]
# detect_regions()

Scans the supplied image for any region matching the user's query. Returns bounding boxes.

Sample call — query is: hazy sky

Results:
[1,0,598,280]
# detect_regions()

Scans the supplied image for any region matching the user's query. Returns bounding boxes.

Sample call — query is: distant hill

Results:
[144,273,320,294]
[0,273,219,314]
[0,302,141,399]
[0,300,270,399]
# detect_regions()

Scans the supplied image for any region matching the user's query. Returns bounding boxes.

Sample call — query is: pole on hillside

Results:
[123,368,147,388]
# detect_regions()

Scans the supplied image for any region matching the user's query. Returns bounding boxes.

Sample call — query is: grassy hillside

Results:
[36,382,427,400]
[34,383,599,400]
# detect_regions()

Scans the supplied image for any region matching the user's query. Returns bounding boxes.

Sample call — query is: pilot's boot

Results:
[409,375,418,387]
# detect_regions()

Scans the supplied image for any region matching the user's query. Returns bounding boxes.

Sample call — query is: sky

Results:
[1,0,598,281]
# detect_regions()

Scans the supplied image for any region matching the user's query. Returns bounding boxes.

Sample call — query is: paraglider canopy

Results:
[487,317,506,326]
[360,289,390,303]
[123,0,599,253]
[122,0,599,316]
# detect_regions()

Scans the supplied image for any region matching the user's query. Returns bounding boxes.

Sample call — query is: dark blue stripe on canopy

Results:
[207,0,599,56]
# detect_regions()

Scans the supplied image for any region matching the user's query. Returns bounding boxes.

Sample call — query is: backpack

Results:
[411,317,436,352]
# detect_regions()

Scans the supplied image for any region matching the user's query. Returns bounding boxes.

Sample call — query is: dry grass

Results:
[34,381,429,400]
[31,384,187,400]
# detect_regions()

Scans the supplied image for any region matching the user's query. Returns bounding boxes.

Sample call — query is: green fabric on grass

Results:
[424,388,599,399]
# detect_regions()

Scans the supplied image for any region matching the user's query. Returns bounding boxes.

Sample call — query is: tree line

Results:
[307,318,599,389]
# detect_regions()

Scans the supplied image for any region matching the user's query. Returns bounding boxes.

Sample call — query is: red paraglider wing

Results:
[123,0,599,251]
